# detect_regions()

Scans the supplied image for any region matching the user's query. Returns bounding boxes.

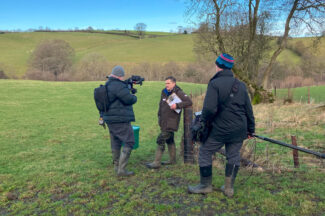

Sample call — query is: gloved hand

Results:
[131,88,137,94]
[98,117,106,129]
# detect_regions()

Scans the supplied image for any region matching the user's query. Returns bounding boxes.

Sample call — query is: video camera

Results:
[125,75,145,94]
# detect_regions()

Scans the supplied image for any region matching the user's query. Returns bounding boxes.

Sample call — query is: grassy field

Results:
[0,32,195,77]
[0,80,324,215]
[274,85,325,104]
[1,32,325,79]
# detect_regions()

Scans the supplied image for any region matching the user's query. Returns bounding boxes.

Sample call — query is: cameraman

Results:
[188,54,255,197]
[146,76,192,169]
[99,65,137,176]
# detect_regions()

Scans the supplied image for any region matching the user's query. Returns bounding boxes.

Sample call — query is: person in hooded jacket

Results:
[99,65,137,177]
[146,76,192,169]
[188,53,255,197]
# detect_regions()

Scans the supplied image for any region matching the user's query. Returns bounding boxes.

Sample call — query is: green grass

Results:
[0,32,195,77]
[0,80,324,215]
[2,32,325,79]
[274,85,325,103]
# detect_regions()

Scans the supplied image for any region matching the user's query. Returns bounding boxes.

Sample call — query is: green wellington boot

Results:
[117,147,134,176]
[188,166,213,194]
[111,149,121,173]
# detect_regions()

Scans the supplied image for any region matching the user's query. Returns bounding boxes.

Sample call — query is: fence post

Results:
[183,107,194,164]
[291,135,300,168]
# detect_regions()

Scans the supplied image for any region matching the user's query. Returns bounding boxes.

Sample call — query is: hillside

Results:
[0,32,195,78]
[0,80,324,215]
[0,32,324,80]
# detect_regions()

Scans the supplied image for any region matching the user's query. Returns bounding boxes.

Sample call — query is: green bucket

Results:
[132,125,140,150]
[122,125,140,150]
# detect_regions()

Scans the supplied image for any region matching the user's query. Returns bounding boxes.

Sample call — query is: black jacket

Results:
[102,77,137,124]
[201,69,255,143]
[158,85,192,132]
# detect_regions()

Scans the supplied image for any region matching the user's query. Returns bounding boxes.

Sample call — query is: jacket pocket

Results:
[166,118,178,131]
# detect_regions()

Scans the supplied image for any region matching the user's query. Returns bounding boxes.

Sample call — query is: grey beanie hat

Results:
[111,65,125,77]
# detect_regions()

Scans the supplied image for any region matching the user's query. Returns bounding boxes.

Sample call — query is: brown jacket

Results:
[158,85,193,132]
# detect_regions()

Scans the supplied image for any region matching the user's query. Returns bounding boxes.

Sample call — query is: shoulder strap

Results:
[219,78,240,112]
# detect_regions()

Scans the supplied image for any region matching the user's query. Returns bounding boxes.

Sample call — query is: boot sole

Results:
[188,187,212,194]
[146,165,160,169]
[117,173,135,177]
[161,162,176,165]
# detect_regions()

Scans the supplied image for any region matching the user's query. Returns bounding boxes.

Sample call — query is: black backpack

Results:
[94,83,110,112]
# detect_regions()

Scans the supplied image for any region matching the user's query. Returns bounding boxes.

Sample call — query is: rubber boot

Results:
[188,166,213,194]
[117,147,134,176]
[146,146,164,169]
[161,144,176,165]
[111,149,121,173]
[221,163,239,198]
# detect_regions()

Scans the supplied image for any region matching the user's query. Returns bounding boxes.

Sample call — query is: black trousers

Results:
[199,136,243,167]
[107,122,135,150]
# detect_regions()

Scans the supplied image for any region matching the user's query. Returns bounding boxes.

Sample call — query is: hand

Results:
[98,117,106,129]
[131,88,137,94]
[247,132,255,139]
[170,104,177,110]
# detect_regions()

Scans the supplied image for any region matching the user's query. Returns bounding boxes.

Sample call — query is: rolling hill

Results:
[0,31,324,79]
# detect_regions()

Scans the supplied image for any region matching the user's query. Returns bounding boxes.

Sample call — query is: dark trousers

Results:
[107,122,135,150]
[199,136,243,167]
[156,131,174,151]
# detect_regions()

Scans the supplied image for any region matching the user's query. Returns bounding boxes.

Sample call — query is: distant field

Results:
[1,32,324,79]
[274,85,325,103]
[0,32,195,77]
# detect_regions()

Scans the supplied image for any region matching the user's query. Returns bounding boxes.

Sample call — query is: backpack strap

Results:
[219,78,240,112]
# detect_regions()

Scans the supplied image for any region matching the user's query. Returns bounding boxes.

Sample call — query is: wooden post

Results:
[291,135,299,168]
[308,87,310,104]
[183,107,194,163]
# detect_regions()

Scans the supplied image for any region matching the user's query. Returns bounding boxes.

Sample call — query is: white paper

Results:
[166,93,182,113]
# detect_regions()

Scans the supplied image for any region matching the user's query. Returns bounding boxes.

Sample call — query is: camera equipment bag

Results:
[94,83,110,112]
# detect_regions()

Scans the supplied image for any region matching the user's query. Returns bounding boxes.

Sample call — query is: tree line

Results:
[21,37,325,91]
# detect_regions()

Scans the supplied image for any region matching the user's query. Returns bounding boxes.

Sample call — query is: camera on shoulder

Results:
[125,75,145,94]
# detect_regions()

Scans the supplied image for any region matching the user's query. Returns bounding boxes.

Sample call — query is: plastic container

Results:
[132,125,140,149]
[122,125,140,150]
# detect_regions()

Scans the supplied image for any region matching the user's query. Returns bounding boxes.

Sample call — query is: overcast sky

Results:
[0,0,191,32]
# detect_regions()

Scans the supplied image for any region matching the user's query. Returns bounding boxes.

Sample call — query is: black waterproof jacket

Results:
[158,85,192,132]
[102,77,137,124]
[201,69,255,143]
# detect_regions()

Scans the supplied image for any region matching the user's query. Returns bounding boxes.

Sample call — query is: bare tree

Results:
[187,0,325,101]
[188,0,273,101]
[74,53,110,81]
[261,0,325,88]
[134,23,147,39]
[28,39,74,81]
